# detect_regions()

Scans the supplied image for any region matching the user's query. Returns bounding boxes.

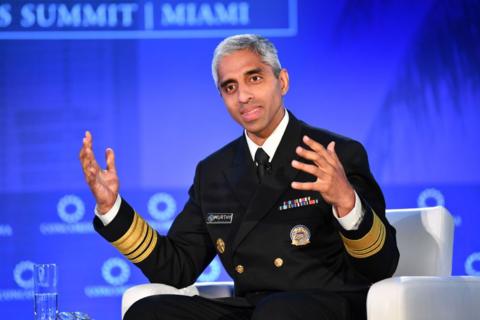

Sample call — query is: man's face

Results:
[217,49,289,144]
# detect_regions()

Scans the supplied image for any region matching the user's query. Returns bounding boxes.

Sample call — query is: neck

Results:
[247,107,285,146]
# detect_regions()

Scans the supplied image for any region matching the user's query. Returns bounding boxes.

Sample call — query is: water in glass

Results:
[34,292,58,320]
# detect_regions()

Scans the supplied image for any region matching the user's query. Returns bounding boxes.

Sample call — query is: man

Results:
[80,34,399,320]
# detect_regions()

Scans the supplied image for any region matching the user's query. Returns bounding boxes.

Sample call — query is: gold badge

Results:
[290,225,311,246]
[216,238,225,254]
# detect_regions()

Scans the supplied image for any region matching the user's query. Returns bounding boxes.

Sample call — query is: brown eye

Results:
[250,75,262,83]
[224,83,236,94]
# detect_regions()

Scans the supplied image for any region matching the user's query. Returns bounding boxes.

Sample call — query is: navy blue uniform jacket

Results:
[94,112,399,307]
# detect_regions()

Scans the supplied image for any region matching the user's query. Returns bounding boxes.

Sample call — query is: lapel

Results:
[229,112,304,253]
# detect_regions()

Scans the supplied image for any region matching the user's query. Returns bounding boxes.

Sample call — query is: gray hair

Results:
[211,34,282,87]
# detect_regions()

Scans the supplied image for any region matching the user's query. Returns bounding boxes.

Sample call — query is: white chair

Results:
[367,207,480,320]
[122,206,480,319]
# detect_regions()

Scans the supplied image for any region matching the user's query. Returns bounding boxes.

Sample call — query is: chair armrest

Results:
[367,276,480,320]
[195,281,234,299]
[121,283,199,319]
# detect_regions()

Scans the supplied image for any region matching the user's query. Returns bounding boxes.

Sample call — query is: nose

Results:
[237,85,253,104]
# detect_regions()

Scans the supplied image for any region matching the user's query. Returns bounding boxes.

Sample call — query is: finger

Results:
[80,131,93,159]
[82,148,100,173]
[291,181,318,191]
[85,130,93,150]
[292,160,322,177]
[105,148,117,173]
[79,145,91,168]
[327,141,343,167]
[302,135,325,153]
[302,136,336,167]
[84,165,99,184]
[79,144,86,160]
[295,146,331,170]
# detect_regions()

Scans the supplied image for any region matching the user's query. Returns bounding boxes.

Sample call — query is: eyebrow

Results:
[219,67,264,89]
[245,67,263,76]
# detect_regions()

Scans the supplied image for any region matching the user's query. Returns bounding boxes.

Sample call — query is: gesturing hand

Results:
[291,135,355,217]
[79,131,119,214]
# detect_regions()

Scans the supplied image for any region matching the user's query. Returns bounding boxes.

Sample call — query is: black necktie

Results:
[255,148,270,183]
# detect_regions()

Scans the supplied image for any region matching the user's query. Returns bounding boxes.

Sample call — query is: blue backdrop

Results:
[1,0,479,318]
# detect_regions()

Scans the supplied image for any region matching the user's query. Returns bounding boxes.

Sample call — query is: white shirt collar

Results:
[245,109,289,162]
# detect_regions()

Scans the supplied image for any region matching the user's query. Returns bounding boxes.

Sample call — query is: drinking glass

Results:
[33,263,58,320]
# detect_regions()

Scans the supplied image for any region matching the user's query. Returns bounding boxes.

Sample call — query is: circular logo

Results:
[417,188,445,208]
[147,193,176,221]
[102,258,130,286]
[57,194,85,224]
[13,260,34,289]
[465,252,480,276]
[197,257,221,282]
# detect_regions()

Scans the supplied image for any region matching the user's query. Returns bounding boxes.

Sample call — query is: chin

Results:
[242,121,262,131]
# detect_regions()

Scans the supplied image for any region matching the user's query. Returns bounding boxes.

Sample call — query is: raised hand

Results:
[291,135,355,217]
[79,131,119,214]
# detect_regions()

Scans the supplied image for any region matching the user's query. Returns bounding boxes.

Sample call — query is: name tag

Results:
[206,213,234,224]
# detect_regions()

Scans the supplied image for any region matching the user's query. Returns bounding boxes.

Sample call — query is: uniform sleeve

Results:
[93,162,216,288]
[334,140,399,282]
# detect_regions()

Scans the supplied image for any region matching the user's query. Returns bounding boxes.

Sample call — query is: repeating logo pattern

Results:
[39,194,94,235]
[417,188,445,208]
[0,260,34,301]
[84,257,131,298]
[147,192,177,232]
[465,252,480,276]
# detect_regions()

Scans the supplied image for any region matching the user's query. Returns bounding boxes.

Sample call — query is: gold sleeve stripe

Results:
[110,212,158,264]
[347,222,385,258]
[340,212,386,259]
[114,215,147,254]
[131,230,158,264]
[112,213,140,249]
[123,220,148,255]
[126,225,153,260]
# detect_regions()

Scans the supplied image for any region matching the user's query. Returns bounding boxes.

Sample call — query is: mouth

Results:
[240,106,262,122]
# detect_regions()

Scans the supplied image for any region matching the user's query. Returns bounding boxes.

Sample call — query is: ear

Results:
[279,69,289,96]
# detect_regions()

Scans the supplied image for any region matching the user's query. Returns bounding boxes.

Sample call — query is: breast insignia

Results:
[290,225,311,246]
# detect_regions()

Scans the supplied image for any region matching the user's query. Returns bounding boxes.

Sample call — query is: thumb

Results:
[105,148,117,172]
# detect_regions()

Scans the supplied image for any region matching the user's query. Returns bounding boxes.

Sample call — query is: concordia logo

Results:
[465,252,480,276]
[39,194,94,235]
[84,257,131,298]
[417,188,462,226]
[0,260,34,301]
[417,188,445,208]
[147,192,177,232]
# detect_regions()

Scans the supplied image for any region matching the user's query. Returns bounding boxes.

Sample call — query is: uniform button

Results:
[216,238,225,254]
[235,265,245,274]
[274,258,284,268]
